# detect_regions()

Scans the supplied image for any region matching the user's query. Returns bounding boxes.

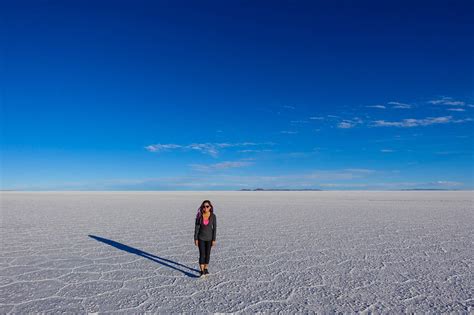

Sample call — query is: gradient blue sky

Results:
[1,0,473,190]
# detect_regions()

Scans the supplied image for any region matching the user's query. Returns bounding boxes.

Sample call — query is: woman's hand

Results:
[194,240,199,246]
[212,240,216,247]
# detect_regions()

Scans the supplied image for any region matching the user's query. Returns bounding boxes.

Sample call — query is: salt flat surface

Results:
[0,191,473,313]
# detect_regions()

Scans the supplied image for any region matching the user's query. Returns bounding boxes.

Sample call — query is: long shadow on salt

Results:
[88,234,199,278]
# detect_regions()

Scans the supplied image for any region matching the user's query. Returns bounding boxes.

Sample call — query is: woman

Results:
[194,200,217,277]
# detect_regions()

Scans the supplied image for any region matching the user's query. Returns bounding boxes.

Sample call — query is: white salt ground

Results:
[0,191,472,313]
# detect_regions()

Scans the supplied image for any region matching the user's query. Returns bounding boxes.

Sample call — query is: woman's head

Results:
[197,200,214,222]
[200,200,213,214]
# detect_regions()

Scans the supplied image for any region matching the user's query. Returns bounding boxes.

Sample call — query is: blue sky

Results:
[1,0,473,190]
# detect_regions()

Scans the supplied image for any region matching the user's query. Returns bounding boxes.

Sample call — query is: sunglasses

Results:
[203,205,211,208]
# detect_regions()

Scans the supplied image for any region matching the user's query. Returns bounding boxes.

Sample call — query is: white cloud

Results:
[280,130,298,134]
[366,105,386,109]
[319,183,369,187]
[145,142,267,157]
[435,151,465,155]
[144,144,182,152]
[187,143,220,157]
[444,117,471,123]
[388,101,412,109]
[371,115,472,127]
[323,180,465,189]
[431,180,463,187]
[303,169,375,180]
[343,168,376,174]
[238,149,273,153]
[196,168,378,184]
[446,108,465,112]
[309,116,324,120]
[428,97,465,106]
[380,149,395,153]
[337,121,355,129]
[13,167,431,191]
[337,117,363,129]
[282,105,295,109]
[189,160,255,172]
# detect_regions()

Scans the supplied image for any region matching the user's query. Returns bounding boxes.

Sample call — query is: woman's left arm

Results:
[212,214,217,242]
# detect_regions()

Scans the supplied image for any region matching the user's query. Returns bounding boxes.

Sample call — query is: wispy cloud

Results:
[388,101,412,109]
[380,149,395,153]
[290,120,309,124]
[122,168,380,187]
[144,144,182,152]
[145,142,270,157]
[366,105,386,109]
[319,183,369,188]
[280,130,298,134]
[309,116,325,120]
[276,151,319,158]
[301,169,378,180]
[187,143,220,157]
[189,159,255,172]
[337,117,363,129]
[338,121,355,129]
[371,116,473,127]
[429,180,463,187]
[446,108,465,112]
[14,168,467,191]
[343,168,376,174]
[13,177,465,191]
[435,150,467,155]
[319,180,463,189]
[238,149,273,153]
[428,97,465,106]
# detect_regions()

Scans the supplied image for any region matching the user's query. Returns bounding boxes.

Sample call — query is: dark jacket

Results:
[194,213,217,241]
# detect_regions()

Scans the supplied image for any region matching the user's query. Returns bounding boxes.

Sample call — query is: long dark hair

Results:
[196,199,214,224]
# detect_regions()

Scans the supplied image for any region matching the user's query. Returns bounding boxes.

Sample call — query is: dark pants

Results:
[198,239,212,264]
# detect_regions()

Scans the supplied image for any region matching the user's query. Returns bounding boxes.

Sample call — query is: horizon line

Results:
[1,189,472,192]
